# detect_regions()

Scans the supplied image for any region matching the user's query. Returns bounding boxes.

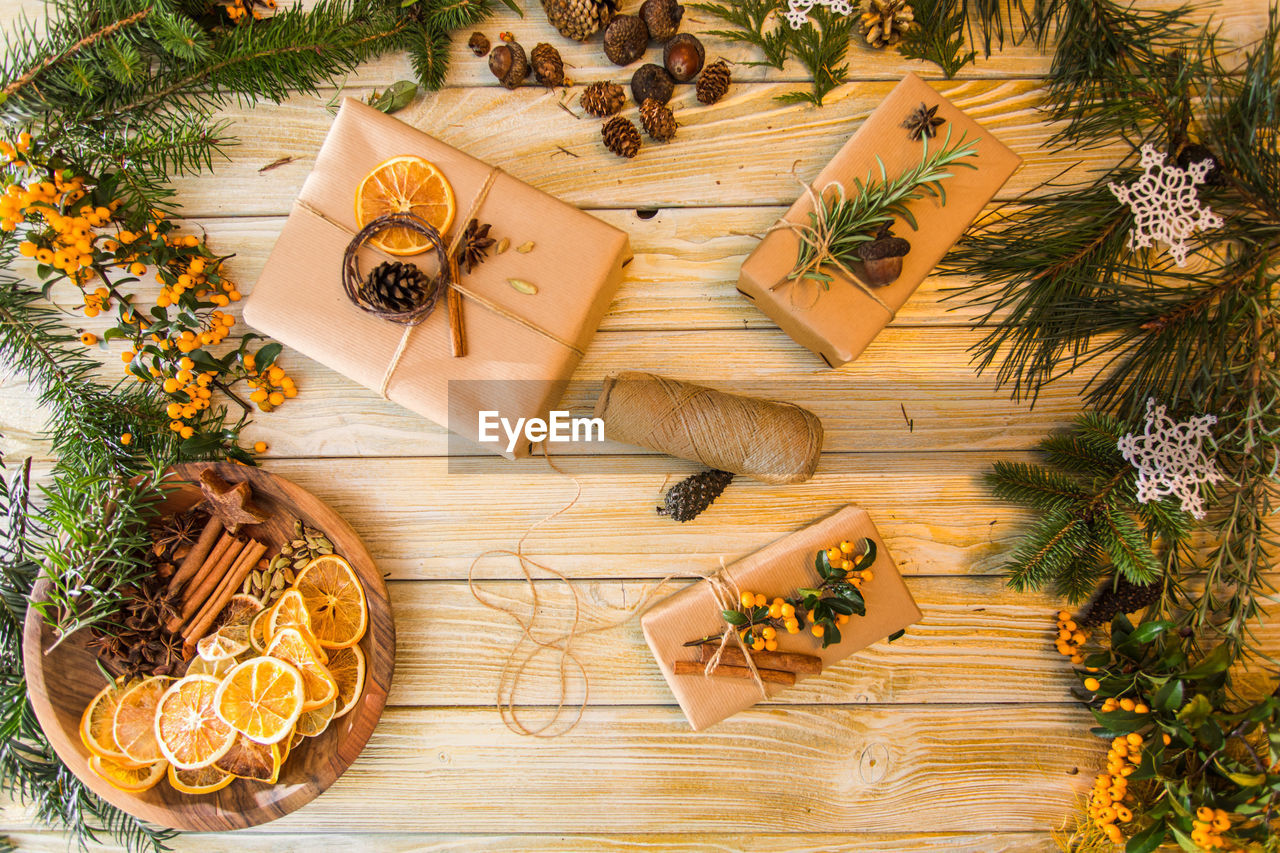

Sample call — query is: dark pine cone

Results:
[531,42,565,88]
[602,116,641,158]
[631,63,674,106]
[658,469,734,522]
[581,81,626,117]
[364,260,433,313]
[640,0,684,41]
[640,98,677,142]
[603,14,648,66]
[489,42,529,89]
[1076,575,1162,628]
[696,59,730,105]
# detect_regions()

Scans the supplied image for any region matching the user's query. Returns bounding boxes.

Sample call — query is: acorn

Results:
[639,98,677,142]
[468,32,490,57]
[663,32,704,82]
[488,42,529,89]
[631,62,674,106]
[531,42,565,88]
[640,0,684,42]
[603,14,649,66]
[856,223,911,286]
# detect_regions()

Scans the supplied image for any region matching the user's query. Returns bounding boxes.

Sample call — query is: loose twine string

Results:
[465,446,767,737]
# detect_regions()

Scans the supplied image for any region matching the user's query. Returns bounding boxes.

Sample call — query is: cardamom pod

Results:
[496,237,510,254]
[508,278,538,295]
[284,568,296,585]
[517,241,535,253]
[272,573,286,589]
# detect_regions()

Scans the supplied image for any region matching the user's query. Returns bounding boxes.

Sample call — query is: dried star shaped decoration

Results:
[1118,398,1224,519]
[784,0,855,28]
[902,102,945,141]
[198,469,269,534]
[458,219,496,274]
[1108,143,1224,267]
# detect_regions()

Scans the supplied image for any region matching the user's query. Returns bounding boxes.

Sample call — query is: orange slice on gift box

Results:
[355,155,455,255]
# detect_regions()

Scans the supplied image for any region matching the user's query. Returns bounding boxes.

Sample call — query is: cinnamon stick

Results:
[697,644,823,675]
[166,517,224,595]
[184,539,268,643]
[672,660,796,686]
[447,254,465,357]
[170,535,245,630]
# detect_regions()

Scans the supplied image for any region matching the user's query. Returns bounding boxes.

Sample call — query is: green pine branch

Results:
[774,7,855,107]
[897,0,977,78]
[690,0,790,69]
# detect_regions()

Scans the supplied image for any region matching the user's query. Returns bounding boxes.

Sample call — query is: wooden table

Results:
[1,2,1273,850]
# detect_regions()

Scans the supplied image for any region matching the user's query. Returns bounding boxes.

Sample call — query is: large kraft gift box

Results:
[641,505,921,730]
[738,73,1021,367]
[245,98,632,457]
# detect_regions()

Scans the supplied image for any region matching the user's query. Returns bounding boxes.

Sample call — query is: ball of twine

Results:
[342,212,452,326]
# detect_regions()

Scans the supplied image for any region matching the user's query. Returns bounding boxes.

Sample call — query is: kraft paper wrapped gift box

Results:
[737,73,1022,368]
[641,505,921,730]
[244,98,632,458]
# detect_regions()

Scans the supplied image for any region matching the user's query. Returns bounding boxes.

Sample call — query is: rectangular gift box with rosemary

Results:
[737,73,1021,368]
[641,505,921,731]
[245,98,632,458]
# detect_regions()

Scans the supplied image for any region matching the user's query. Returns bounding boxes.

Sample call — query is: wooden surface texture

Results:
[0,0,1274,849]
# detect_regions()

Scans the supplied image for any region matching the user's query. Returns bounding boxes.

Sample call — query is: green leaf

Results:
[1226,771,1266,787]
[254,342,283,370]
[1177,694,1212,728]
[853,538,877,571]
[497,0,524,13]
[1126,820,1167,853]
[1129,620,1172,644]
[888,629,905,642]
[367,80,419,114]
[721,609,747,626]
[1183,644,1232,680]
[1154,679,1185,714]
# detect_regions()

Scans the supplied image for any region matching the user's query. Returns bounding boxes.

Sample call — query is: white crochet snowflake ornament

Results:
[1118,398,1223,519]
[784,0,855,28]
[1108,143,1223,267]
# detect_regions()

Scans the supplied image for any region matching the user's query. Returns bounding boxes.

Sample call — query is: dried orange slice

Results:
[113,676,171,764]
[326,644,366,720]
[80,680,138,764]
[267,627,338,712]
[186,654,236,679]
[88,755,166,793]
[214,657,304,745]
[214,732,281,783]
[248,607,271,654]
[214,593,265,630]
[197,623,251,662]
[293,555,367,649]
[354,155,455,255]
[168,762,234,795]
[295,699,336,737]
[267,588,311,638]
[155,675,236,770]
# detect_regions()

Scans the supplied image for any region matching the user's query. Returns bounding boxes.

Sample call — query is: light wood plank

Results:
[0,704,1099,833]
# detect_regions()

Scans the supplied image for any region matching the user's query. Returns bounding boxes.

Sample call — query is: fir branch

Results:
[690,0,790,69]
[774,7,854,107]
[0,7,152,102]
[897,0,977,78]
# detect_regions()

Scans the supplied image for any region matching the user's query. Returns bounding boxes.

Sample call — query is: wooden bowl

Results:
[23,462,395,831]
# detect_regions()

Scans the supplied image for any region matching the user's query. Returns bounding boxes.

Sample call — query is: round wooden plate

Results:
[23,462,395,831]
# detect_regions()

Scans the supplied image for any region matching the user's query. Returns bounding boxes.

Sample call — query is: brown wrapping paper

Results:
[641,505,921,730]
[593,371,823,484]
[244,99,632,458]
[738,74,1022,368]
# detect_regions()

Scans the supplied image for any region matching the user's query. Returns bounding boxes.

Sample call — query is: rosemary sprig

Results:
[789,125,979,285]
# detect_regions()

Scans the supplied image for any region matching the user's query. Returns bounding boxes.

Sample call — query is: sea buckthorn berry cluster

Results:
[732,590,785,651]
[3,133,295,459]
[790,538,876,648]
[224,0,276,22]
[1191,806,1234,849]
[1055,610,1089,664]
[1088,731,1143,844]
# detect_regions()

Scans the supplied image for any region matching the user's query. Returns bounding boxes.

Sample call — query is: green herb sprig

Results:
[897,0,978,78]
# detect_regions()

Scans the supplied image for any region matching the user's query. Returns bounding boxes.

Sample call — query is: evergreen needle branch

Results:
[1,8,152,101]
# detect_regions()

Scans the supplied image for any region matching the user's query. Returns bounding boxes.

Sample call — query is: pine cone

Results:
[364,261,433,313]
[604,14,649,66]
[861,0,914,48]
[640,98,677,142]
[489,42,529,89]
[658,469,734,522]
[640,0,683,42]
[532,42,565,88]
[543,0,617,41]
[696,59,730,105]
[602,116,641,158]
[581,81,626,117]
[1076,575,1163,628]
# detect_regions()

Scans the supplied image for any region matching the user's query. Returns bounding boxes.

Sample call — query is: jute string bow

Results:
[765,178,895,318]
[700,570,769,699]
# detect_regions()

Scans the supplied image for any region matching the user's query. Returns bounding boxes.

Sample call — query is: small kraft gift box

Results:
[642,505,921,730]
[245,98,632,457]
[737,73,1021,368]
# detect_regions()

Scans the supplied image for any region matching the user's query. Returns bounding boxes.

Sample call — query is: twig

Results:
[257,156,294,173]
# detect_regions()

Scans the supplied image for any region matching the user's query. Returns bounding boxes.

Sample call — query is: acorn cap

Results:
[631,62,674,105]
[857,224,911,260]
[603,14,649,66]
[640,0,684,42]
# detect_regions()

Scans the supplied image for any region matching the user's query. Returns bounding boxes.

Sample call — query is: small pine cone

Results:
[603,14,649,66]
[1076,575,1163,628]
[531,43,565,88]
[639,98,676,142]
[696,59,730,105]
[602,116,641,158]
[640,0,684,42]
[861,0,915,48]
[658,469,734,522]
[364,261,432,313]
[543,0,617,41]
[581,81,625,117]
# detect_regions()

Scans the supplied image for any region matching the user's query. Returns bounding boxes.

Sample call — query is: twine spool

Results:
[593,371,824,484]
[341,212,451,326]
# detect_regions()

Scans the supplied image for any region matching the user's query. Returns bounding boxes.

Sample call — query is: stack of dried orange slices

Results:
[79,554,368,795]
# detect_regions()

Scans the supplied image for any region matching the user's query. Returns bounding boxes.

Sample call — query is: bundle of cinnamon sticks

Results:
[165,515,268,651]
[672,645,823,687]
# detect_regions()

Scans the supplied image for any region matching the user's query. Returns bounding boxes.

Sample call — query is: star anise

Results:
[902,102,945,141]
[151,508,206,559]
[458,218,496,274]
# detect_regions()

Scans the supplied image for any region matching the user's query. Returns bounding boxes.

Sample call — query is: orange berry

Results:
[253,441,267,453]
[120,432,132,445]
[739,591,754,609]
[753,593,766,608]
[1084,677,1100,691]
[79,332,97,346]
[811,624,824,638]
